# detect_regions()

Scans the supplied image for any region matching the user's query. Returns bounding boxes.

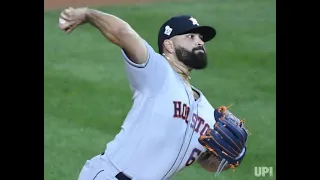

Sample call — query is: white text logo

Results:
[254,167,273,177]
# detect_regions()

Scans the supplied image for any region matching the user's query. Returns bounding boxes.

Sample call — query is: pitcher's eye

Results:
[187,34,194,39]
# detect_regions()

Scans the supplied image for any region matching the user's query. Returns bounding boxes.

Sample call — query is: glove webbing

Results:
[213,105,251,176]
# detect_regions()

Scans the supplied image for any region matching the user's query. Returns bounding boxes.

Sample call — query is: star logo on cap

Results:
[189,17,199,26]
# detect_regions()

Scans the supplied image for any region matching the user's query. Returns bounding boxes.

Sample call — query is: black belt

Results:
[100,152,132,180]
[115,172,131,180]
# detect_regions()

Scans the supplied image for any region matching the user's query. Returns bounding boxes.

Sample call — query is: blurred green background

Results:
[44,0,276,179]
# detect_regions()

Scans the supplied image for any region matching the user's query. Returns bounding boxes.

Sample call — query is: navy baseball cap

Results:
[158,15,216,54]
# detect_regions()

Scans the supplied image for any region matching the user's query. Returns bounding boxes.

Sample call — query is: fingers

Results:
[64,7,74,16]
[59,23,75,33]
[58,19,69,31]
[58,7,75,32]
[58,7,86,33]
[65,25,76,33]
[60,12,69,21]
[60,7,74,21]
[59,8,72,24]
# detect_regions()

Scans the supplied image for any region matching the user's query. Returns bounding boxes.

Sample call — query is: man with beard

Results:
[59,7,240,180]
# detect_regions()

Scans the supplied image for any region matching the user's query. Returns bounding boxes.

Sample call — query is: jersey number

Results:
[185,148,201,166]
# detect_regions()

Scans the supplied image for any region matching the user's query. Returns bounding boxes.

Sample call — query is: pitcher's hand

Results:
[59,7,88,33]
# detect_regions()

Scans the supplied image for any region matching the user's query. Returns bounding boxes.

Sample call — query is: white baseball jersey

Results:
[104,40,217,180]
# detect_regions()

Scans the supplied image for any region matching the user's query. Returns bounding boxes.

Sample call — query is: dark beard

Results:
[175,46,208,69]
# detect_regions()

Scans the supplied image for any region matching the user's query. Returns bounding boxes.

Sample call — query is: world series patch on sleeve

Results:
[198,105,250,176]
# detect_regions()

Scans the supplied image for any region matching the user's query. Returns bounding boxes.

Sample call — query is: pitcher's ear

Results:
[163,39,175,54]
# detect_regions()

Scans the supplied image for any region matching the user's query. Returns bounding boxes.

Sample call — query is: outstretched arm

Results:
[59,7,147,65]
[59,8,169,94]
[84,9,147,65]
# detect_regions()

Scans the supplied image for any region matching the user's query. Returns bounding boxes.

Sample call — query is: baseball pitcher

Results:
[58,7,249,180]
